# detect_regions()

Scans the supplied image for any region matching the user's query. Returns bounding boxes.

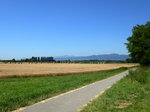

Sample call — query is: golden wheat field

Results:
[0,63,136,78]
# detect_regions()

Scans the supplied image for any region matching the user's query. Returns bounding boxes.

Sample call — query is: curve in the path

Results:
[14,71,129,112]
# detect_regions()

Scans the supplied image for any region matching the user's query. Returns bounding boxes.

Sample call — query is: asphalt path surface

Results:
[16,70,129,112]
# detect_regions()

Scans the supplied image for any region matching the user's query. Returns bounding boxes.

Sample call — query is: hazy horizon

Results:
[0,0,150,59]
[0,53,129,60]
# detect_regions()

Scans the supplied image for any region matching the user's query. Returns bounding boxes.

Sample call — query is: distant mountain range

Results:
[54,54,130,61]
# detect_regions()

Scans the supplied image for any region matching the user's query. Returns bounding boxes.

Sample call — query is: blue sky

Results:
[0,0,150,59]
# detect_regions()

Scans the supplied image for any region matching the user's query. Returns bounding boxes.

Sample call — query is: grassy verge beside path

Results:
[81,66,150,112]
[0,67,128,112]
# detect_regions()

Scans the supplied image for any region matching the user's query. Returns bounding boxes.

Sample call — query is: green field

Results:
[81,66,150,112]
[0,67,128,112]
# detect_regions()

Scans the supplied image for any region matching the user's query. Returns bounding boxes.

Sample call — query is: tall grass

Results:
[128,66,148,84]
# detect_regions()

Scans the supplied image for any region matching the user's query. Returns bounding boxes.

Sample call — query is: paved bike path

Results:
[17,71,129,112]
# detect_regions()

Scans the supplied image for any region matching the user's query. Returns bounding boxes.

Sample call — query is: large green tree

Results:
[126,22,150,65]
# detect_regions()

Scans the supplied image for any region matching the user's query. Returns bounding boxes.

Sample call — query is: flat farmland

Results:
[0,63,136,78]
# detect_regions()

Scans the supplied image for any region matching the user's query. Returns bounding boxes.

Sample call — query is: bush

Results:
[128,67,148,84]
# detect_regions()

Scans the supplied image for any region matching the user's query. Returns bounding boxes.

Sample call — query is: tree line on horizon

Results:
[0,56,55,63]
[0,58,131,64]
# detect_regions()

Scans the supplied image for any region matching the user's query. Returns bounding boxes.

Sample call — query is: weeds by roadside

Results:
[128,66,149,84]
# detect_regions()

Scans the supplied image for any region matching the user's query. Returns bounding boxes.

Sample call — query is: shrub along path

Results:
[16,70,130,112]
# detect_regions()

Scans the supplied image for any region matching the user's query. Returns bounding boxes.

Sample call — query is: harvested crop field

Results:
[0,63,136,78]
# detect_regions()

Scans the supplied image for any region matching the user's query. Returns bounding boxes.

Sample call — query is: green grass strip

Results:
[0,67,128,112]
[81,66,150,112]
